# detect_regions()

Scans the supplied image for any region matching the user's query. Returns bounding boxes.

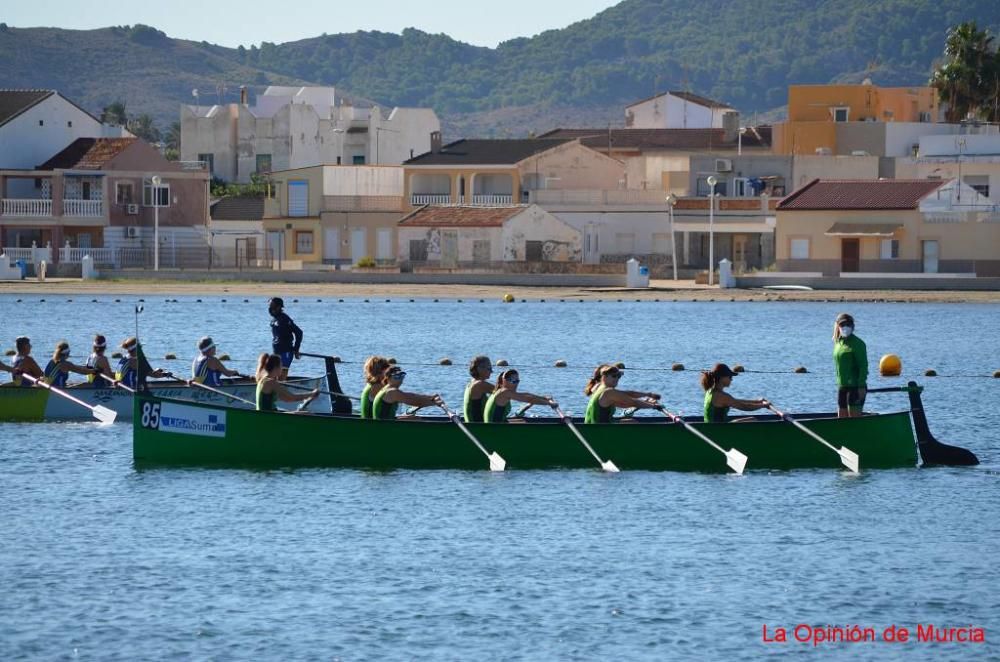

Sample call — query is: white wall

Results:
[0,94,108,169]
[918,132,1000,157]
[322,166,403,195]
[502,206,581,261]
[626,93,724,129]
[884,123,984,158]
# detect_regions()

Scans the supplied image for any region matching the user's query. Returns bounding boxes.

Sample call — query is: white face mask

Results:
[839,325,853,338]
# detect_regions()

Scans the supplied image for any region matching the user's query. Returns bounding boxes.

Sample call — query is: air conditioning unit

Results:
[126,204,139,215]
[815,147,833,156]
[850,150,870,157]
[715,158,732,172]
[126,226,140,239]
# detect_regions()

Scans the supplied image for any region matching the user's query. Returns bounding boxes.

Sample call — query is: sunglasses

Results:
[838,321,852,327]
[506,377,520,384]
[389,371,406,379]
[606,372,622,379]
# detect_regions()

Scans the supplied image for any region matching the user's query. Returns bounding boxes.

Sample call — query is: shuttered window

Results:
[288,180,308,217]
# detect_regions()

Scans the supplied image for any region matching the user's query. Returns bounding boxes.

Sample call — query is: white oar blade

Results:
[488,452,506,472]
[93,405,118,424]
[726,449,748,475]
[839,447,860,473]
[602,460,621,473]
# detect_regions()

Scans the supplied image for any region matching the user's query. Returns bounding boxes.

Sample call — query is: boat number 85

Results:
[141,402,161,429]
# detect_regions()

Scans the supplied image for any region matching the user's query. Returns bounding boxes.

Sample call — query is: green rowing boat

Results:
[132,381,978,471]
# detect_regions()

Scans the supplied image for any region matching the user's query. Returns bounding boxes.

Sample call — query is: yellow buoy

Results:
[554,360,567,368]
[496,359,509,367]
[502,293,514,303]
[879,354,902,377]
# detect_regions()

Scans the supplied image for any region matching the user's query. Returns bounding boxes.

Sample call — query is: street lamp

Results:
[707,175,717,286]
[666,193,678,281]
[151,175,161,271]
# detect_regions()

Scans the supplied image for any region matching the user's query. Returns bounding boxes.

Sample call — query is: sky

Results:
[2,0,622,48]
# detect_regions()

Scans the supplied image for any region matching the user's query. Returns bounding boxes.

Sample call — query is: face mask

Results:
[839,326,853,338]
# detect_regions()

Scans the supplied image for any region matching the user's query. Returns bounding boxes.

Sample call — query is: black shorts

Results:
[838,387,866,409]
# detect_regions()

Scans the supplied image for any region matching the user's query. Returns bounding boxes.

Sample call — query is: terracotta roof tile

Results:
[405,139,569,165]
[37,138,137,170]
[538,127,771,150]
[777,179,947,211]
[399,205,525,227]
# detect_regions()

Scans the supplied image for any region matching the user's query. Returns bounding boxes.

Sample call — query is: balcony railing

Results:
[411,194,452,205]
[471,194,513,205]
[59,247,116,265]
[63,199,103,217]
[179,160,209,171]
[2,198,52,216]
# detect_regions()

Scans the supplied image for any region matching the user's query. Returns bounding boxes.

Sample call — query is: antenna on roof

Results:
[192,89,199,113]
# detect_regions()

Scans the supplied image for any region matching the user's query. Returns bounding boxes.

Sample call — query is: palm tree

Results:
[100,101,128,127]
[127,114,161,143]
[931,22,998,121]
[165,121,181,151]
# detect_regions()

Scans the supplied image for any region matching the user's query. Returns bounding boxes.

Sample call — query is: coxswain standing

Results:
[268,297,303,380]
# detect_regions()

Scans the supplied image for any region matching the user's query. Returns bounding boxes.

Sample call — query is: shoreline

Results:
[1,278,999,303]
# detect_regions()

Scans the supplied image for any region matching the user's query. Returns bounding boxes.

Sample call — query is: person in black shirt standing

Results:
[268,297,303,378]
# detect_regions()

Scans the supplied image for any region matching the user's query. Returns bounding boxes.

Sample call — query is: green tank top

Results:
[483,391,511,423]
[584,386,614,423]
[464,382,488,422]
[704,388,729,423]
[360,383,374,419]
[372,388,399,420]
[256,380,277,411]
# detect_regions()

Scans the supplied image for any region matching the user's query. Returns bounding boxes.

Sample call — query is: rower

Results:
[463,355,494,423]
[86,335,114,386]
[701,363,768,423]
[10,336,43,387]
[483,369,556,423]
[255,353,319,411]
[583,364,661,423]
[360,355,390,419]
[268,297,303,379]
[191,336,240,387]
[115,336,167,389]
[371,365,443,420]
[43,341,97,388]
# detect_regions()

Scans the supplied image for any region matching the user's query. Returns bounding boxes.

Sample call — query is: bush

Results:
[355,256,377,268]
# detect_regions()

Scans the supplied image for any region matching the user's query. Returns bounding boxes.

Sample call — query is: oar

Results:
[165,372,256,407]
[21,374,117,423]
[439,401,506,472]
[97,372,135,393]
[268,377,362,401]
[551,405,620,473]
[657,406,748,475]
[766,402,860,473]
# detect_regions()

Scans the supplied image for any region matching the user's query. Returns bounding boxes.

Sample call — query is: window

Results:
[790,238,810,259]
[963,175,990,199]
[696,177,727,196]
[142,179,170,207]
[255,154,272,174]
[82,182,91,200]
[116,182,134,205]
[295,231,314,254]
[198,153,215,175]
[67,121,73,128]
[287,180,308,217]
[832,107,849,122]
[38,119,44,126]
[352,155,365,165]
[526,241,544,262]
[880,239,900,260]
[919,111,932,123]
[409,239,428,261]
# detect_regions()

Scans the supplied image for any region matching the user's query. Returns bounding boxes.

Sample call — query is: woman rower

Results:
[583,364,661,423]
[483,369,556,423]
[833,312,868,418]
[371,365,443,419]
[701,363,768,423]
[191,336,241,387]
[86,334,114,387]
[463,355,494,422]
[255,353,319,411]
[43,341,97,388]
[10,336,44,387]
[115,337,167,389]
[360,355,391,419]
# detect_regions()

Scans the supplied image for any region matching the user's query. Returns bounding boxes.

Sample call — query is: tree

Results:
[128,113,161,143]
[930,22,999,121]
[100,101,128,126]
[165,121,181,151]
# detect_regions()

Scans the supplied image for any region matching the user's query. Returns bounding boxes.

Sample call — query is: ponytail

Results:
[256,353,270,380]
[364,355,389,385]
[584,364,608,396]
[495,370,517,391]
[700,370,716,391]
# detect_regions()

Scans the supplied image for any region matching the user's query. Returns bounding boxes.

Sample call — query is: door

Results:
[733,234,749,272]
[922,240,939,273]
[583,224,600,264]
[267,231,283,266]
[323,228,340,262]
[441,230,458,268]
[351,228,366,264]
[841,238,860,273]
[376,228,392,261]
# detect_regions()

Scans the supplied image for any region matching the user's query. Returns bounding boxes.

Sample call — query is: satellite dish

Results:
[192,89,199,97]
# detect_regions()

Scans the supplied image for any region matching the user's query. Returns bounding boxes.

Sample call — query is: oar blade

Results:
[488,452,506,472]
[838,446,860,473]
[726,448,748,475]
[601,460,621,473]
[93,405,118,424]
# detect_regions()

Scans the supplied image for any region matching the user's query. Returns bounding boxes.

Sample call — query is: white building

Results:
[0,90,127,197]
[625,91,735,130]
[894,133,1000,202]
[181,86,440,183]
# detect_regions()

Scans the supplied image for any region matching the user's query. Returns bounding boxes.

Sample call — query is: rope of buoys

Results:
[924,369,938,377]
[164,353,177,360]
[554,360,567,368]
[439,358,452,365]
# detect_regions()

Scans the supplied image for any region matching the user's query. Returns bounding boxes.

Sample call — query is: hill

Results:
[2,0,999,137]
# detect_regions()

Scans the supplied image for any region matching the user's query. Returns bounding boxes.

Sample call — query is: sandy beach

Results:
[1,278,999,302]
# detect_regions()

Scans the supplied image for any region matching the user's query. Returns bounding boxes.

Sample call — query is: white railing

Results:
[59,247,116,265]
[530,189,677,205]
[411,194,452,205]
[63,199,103,217]
[471,194,513,205]
[0,247,35,261]
[2,198,52,217]
[924,212,970,224]
[179,160,208,171]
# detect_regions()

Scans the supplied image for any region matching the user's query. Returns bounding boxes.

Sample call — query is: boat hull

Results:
[132,392,922,472]
[0,377,330,422]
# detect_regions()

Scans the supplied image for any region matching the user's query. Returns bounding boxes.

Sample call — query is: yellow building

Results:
[773,83,940,156]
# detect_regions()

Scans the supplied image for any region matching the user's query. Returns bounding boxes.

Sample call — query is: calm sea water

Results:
[1,295,998,659]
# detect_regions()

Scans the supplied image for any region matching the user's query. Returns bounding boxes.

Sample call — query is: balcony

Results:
[63,199,103,217]
[471,194,512,205]
[2,198,52,217]
[411,194,452,205]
